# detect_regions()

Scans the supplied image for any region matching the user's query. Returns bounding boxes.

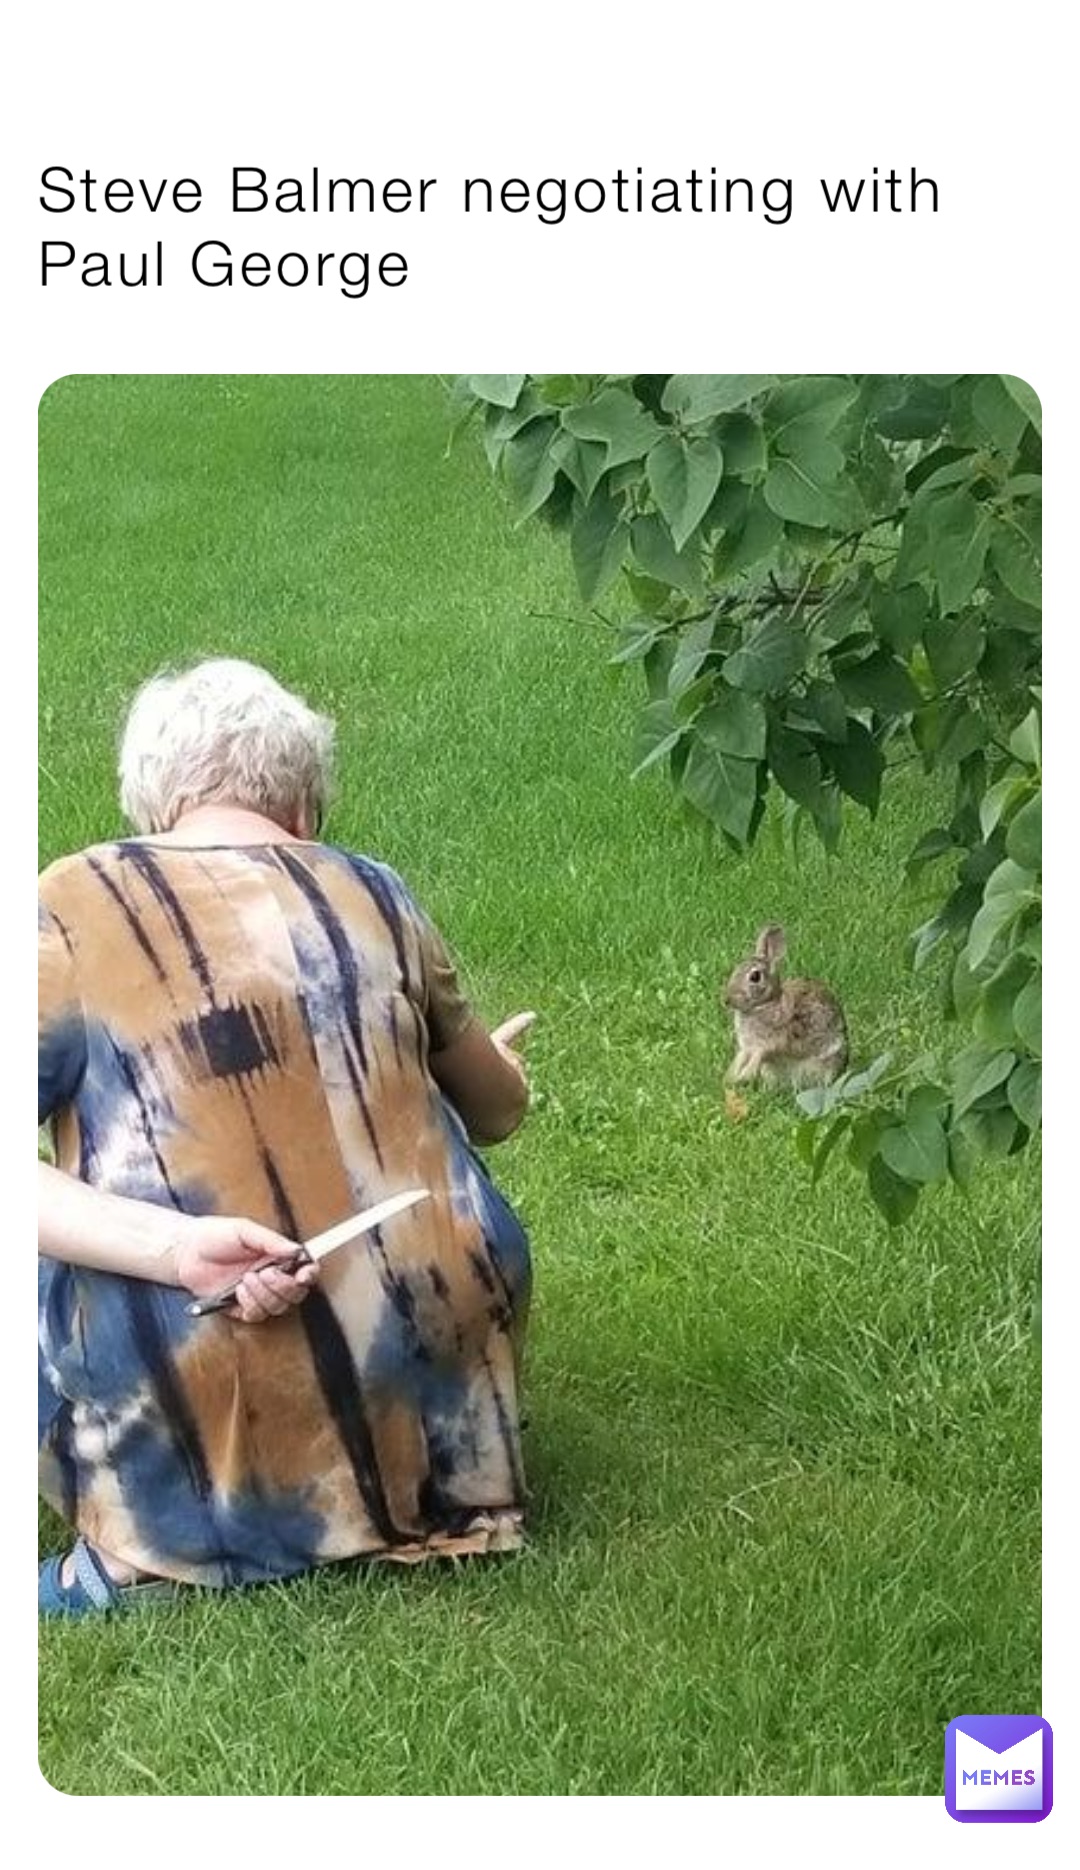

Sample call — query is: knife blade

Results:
[186,1186,431,1317]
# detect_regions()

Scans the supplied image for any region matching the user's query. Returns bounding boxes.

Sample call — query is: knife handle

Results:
[186,1246,311,1318]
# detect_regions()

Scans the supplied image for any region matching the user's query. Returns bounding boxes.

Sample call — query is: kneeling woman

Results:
[38,659,534,1614]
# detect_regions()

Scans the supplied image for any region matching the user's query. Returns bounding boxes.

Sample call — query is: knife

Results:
[186,1187,431,1316]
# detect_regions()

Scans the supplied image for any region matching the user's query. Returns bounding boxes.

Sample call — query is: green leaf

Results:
[550,429,608,501]
[630,513,703,596]
[940,698,990,767]
[974,952,1035,1049]
[873,380,950,440]
[630,699,684,778]
[535,374,580,404]
[983,621,1039,683]
[796,679,848,742]
[980,774,1032,840]
[662,375,776,423]
[927,489,992,613]
[798,1052,893,1117]
[767,377,858,434]
[535,475,575,532]
[563,389,663,469]
[672,674,714,722]
[955,1104,1019,1159]
[809,1113,852,1186]
[965,859,1037,967]
[870,584,929,654]
[723,614,807,693]
[715,413,767,475]
[847,1108,891,1168]
[836,649,921,716]
[611,617,665,664]
[465,374,526,408]
[952,1045,1016,1117]
[923,612,986,689]
[1000,375,1042,436]
[777,420,844,482]
[1008,707,1041,768]
[668,615,717,696]
[482,386,549,450]
[966,885,1028,970]
[867,1154,920,1224]
[990,521,1041,606]
[811,571,875,645]
[695,687,767,759]
[806,782,842,853]
[972,374,1031,455]
[1013,977,1041,1056]
[768,724,824,808]
[913,458,980,497]
[680,738,758,843]
[1006,793,1041,871]
[825,719,884,811]
[906,826,957,875]
[879,1110,948,1184]
[714,491,784,576]
[853,429,905,518]
[501,415,559,520]
[947,1125,979,1187]
[894,500,933,586]
[910,914,949,971]
[906,444,973,493]
[624,569,676,610]
[1007,1057,1041,1129]
[985,856,1037,900]
[764,457,851,528]
[647,435,724,551]
[572,486,629,604]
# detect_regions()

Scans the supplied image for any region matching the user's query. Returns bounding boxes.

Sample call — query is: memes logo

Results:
[944,1716,1053,1823]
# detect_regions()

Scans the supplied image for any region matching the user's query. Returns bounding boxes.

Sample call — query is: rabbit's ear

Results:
[756,924,787,964]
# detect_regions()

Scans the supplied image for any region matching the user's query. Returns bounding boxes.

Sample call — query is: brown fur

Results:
[723,924,848,1088]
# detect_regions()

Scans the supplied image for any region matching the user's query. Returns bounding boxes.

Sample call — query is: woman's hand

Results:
[38,1163,318,1321]
[174,1218,319,1324]
[430,1012,537,1145]
[489,1012,536,1090]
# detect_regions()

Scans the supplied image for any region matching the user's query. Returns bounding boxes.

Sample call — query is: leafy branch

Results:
[453,372,1042,1223]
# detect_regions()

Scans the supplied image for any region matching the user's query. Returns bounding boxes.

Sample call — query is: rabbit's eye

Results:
[749,967,762,984]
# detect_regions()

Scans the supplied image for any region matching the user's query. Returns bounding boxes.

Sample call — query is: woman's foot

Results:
[39,1537,176,1617]
[58,1542,153,1589]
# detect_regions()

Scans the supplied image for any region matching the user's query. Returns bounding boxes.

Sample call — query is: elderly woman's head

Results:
[119,659,335,836]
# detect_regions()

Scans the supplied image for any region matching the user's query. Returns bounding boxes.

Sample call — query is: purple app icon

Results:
[945,1715,1052,1823]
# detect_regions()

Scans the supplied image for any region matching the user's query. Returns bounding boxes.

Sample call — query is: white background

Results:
[9,0,1074,1858]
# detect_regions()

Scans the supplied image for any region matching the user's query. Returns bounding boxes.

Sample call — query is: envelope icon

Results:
[945,1716,1052,1823]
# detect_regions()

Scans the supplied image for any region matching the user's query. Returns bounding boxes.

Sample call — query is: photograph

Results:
[37,371,1041,1797]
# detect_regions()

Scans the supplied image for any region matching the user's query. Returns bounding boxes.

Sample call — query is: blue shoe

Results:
[39,1536,177,1617]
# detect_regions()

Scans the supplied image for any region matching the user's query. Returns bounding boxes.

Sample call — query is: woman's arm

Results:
[430,1013,535,1145]
[38,1161,318,1324]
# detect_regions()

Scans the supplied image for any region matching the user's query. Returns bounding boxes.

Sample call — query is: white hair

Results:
[118,658,336,834]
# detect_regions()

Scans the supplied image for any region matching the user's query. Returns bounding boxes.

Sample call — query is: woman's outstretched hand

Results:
[174,1218,319,1324]
[428,1012,537,1146]
[489,1012,536,1089]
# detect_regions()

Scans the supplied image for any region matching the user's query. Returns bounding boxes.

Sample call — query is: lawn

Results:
[37,374,1040,1796]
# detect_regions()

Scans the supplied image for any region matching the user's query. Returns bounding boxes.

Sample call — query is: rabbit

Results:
[723,924,848,1089]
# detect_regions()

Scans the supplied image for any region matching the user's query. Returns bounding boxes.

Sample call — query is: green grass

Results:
[38,375,1040,1796]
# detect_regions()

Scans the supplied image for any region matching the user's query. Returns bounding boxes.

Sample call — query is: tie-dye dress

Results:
[37,841,531,1586]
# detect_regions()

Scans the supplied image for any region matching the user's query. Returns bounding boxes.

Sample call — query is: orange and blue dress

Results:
[37,842,531,1584]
